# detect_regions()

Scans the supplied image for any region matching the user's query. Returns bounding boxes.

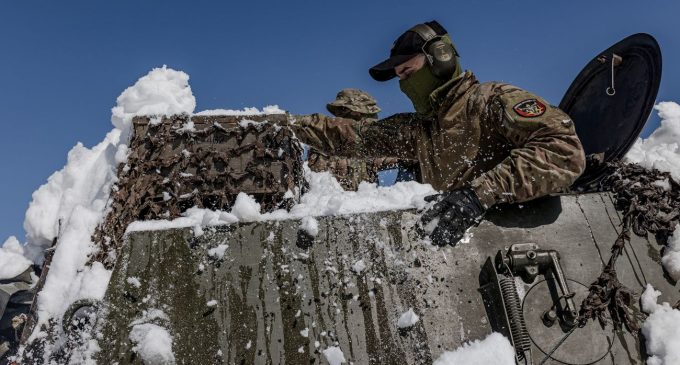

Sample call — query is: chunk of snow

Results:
[640,284,680,365]
[432,332,515,365]
[231,193,262,221]
[626,102,680,181]
[195,105,285,116]
[662,225,680,281]
[176,121,196,133]
[351,259,366,274]
[300,216,319,237]
[112,65,195,139]
[206,300,218,307]
[397,308,420,328]
[653,178,671,191]
[300,327,309,337]
[322,346,346,365]
[129,323,176,365]
[207,244,229,259]
[0,236,32,279]
[126,276,142,288]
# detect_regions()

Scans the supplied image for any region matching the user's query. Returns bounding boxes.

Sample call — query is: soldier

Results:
[307,89,402,191]
[290,20,585,245]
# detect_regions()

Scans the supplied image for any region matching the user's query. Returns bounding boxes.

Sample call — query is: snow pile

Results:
[397,308,420,329]
[0,236,32,279]
[640,284,680,365]
[627,102,680,181]
[128,169,436,233]
[14,66,195,358]
[626,102,680,280]
[129,323,176,365]
[195,105,285,116]
[322,346,346,365]
[662,225,680,281]
[432,332,515,365]
[112,65,196,138]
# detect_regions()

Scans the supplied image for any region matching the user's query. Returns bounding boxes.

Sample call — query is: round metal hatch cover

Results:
[560,33,662,190]
[522,279,613,364]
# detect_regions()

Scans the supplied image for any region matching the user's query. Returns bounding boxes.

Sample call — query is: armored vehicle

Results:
[5,33,674,365]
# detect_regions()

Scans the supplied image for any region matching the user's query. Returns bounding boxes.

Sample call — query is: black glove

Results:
[420,188,486,246]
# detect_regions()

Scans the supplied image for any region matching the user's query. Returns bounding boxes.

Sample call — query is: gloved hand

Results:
[420,188,486,246]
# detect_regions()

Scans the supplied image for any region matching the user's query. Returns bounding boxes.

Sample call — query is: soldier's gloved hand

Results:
[420,188,486,246]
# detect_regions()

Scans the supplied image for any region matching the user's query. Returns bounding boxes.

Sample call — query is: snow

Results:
[195,105,285,116]
[231,192,262,221]
[322,346,346,365]
[129,323,176,365]
[127,276,142,288]
[300,216,319,237]
[432,332,515,365]
[112,65,195,139]
[127,167,436,233]
[626,102,680,181]
[207,244,229,259]
[176,120,196,133]
[0,236,32,279]
[397,308,420,329]
[13,66,195,360]
[626,102,680,280]
[351,259,366,274]
[662,225,680,281]
[640,284,680,365]
[206,300,218,307]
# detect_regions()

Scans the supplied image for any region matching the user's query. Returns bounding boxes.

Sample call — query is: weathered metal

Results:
[97,192,678,364]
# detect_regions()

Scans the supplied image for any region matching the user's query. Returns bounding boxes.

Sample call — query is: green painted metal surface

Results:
[97,193,679,364]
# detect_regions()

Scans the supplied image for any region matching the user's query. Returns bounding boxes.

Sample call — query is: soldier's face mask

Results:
[399,64,444,116]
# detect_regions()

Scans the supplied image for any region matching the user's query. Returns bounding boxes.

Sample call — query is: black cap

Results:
[369,21,448,82]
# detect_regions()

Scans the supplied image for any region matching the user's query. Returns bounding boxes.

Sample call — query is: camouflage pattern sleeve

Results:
[289,113,420,160]
[470,88,586,208]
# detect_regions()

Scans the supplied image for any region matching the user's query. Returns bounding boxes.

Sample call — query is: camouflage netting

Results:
[579,161,680,332]
[92,114,304,266]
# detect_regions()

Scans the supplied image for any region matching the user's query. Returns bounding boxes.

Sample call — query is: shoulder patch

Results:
[512,99,546,118]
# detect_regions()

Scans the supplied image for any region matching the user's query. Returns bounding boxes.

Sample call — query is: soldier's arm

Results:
[289,113,420,160]
[469,89,586,208]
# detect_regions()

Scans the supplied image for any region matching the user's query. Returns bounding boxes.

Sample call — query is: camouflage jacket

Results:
[307,150,400,191]
[291,72,586,208]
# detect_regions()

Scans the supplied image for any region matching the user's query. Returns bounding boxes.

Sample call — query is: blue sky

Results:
[1,0,679,241]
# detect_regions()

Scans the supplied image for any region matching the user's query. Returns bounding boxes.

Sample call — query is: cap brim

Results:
[369,54,419,82]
